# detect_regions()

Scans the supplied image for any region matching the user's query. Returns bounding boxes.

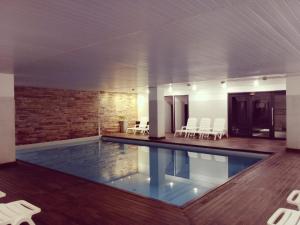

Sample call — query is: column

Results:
[0,74,15,164]
[148,86,165,139]
[287,75,300,150]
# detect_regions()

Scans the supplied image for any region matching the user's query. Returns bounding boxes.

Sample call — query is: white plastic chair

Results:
[267,208,300,225]
[287,190,300,210]
[126,117,148,135]
[135,124,149,135]
[191,118,211,138]
[0,191,6,198]
[0,200,41,225]
[202,118,226,140]
[174,118,198,137]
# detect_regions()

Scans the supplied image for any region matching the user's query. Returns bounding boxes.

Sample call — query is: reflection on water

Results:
[17,141,263,206]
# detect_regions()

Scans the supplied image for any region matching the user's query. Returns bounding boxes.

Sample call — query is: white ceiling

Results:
[1,0,300,91]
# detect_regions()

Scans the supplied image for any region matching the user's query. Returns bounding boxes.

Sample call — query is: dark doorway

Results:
[228,91,286,139]
[165,95,189,133]
[164,96,174,133]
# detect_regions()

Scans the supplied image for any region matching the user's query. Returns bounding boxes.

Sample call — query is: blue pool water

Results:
[17,140,266,206]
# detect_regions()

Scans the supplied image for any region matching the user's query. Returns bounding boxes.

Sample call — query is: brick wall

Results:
[15,87,99,145]
[15,87,138,145]
[99,91,138,133]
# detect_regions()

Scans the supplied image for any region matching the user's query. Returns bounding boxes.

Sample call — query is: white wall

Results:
[0,74,15,164]
[287,75,300,150]
[138,93,149,120]
[138,77,286,130]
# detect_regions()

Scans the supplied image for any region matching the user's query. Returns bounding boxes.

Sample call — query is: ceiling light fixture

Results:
[192,84,197,91]
[253,80,259,87]
[221,81,227,89]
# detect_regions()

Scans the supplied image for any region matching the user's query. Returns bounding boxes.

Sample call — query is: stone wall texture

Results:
[15,87,99,145]
[99,91,138,133]
[15,87,138,145]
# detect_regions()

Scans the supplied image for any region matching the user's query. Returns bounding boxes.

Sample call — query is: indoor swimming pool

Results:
[17,140,267,206]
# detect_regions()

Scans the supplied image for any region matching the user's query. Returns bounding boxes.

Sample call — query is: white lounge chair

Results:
[174,118,198,137]
[0,200,41,225]
[0,191,6,198]
[126,117,148,135]
[287,190,300,210]
[202,118,226,140]
[267,208,300,225]
[135,124,149,135]
[190,118,211,138]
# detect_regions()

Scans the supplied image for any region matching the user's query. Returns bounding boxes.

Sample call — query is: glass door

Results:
[228,94,251,137]
[273,91,286,139]
[251,93,272,138]
[228,91,286,139]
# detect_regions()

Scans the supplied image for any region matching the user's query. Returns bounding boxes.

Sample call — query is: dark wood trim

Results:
[286,148,300,152]
[149,136,166,140]
[0,161,17,168]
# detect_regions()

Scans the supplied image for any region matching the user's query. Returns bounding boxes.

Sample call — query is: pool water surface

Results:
[17,140,266,206]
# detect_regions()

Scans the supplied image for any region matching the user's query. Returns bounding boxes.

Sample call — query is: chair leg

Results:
[14,218,36,225]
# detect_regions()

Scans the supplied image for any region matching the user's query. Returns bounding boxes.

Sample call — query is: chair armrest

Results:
[267,208,299,225]
[0,191,6,198]
[287,190,300,208]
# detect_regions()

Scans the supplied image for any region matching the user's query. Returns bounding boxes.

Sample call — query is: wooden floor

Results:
[1,135,299,225]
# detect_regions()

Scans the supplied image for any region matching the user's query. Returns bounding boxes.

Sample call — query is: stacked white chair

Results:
[287,190,300,210]
[174,118,198,137]
[126,117,149,135]
[202,118,226,140]
[191,118,211,138]
[0,191,41,225]
[267,190,300,225]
